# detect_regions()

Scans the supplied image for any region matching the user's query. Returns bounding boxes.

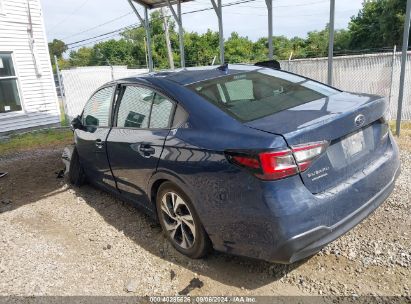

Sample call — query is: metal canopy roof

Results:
[131,0,192,9]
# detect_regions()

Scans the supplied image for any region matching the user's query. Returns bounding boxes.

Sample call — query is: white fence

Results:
[61,66,148,119]
[61,53,411,121]
[280,52,411,120]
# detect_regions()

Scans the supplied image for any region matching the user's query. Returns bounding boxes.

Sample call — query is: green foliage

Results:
[48,39,67,60]
[56,0,408,69]
[349,0,409,49]
[69,47,97,66]
[184,30,220,66]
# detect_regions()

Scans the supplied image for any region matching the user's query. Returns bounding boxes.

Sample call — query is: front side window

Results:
[0,53,22,114]
[116,85,174,129]
[187,69,340,122]
[82,86,114,127]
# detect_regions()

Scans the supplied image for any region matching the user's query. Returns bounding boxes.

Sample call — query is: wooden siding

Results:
[0,0,60,133]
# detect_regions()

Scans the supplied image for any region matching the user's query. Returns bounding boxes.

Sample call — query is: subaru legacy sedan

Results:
[67,63,400,263]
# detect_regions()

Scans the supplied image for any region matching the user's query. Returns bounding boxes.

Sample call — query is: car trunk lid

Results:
[245,92,389,193]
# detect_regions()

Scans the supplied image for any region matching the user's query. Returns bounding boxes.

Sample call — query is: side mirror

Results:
[71,115,83,130]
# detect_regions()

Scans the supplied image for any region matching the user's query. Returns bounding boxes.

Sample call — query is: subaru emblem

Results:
[354,114,365,127]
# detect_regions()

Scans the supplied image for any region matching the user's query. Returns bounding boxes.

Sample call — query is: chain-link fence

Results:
[59,52,411,121]
[60,66,148,120]
[280,52,411,120]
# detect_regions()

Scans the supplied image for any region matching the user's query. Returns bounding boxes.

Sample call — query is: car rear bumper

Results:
[209,133,400,263]
[275,164,400,263]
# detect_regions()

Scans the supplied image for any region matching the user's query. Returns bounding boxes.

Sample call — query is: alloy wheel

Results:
[160,191,196,249]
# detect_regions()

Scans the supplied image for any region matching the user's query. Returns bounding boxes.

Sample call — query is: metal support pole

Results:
[127,0,153,71]
[388,45,397,109]
[54,55,67,122]
[327,0,335,86]
[177,1,185,68]
[166,0,185,68]
[396,0,411,136]
[144,7,154,72]
[54,55,63,99]
[211,0,224,64]
[265,0,273,59]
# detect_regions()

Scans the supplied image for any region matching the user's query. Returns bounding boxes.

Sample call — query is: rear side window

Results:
[187,70,339,122]
[116,86,152,128]
[116,85,174,129]
[150,94,173,128]
[82,86,114,127]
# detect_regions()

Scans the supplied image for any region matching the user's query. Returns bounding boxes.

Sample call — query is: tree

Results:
[334,29,352,53]
[184,30,220,66]
[94,39,136,66]
[349,0,409,49]
[225,32,255,63]
[48,39,67,60]
[69,47,96,66]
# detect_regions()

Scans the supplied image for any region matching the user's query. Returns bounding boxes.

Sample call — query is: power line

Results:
[66,0,259,47]
[67,27,142,50]
[48,0,91,34]
[66,24,137,46]
[62,12,134,40]
[64,0,349,50]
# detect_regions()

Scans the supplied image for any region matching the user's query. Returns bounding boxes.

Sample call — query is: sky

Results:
[41,0,364,49]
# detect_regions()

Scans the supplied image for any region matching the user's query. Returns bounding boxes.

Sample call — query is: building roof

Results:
[131,0,192,9]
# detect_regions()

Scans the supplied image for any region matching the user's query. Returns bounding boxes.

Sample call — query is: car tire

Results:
[156,182,211,259]
[69,148,86,187]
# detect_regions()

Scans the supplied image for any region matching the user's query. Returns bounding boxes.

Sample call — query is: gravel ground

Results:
[0,145,410,296]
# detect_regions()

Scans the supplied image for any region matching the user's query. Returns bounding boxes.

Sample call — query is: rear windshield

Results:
[187,69,340,122]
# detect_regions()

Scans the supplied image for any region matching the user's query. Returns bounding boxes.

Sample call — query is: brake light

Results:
[232,155,260,169]
[226,141,328,180]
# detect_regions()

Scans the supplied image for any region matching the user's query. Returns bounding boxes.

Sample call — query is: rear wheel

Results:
[69,148,86,187]
[156,182,211,259]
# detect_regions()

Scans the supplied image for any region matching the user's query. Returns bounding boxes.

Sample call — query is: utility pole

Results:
[161,7,175,69]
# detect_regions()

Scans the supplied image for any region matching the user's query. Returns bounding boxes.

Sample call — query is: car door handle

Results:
[95,139,104,149]
[139,144,155,155]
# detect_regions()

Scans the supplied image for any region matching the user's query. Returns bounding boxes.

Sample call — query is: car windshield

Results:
[187,69,340,122]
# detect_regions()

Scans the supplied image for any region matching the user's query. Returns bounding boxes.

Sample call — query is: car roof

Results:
[118,64,263,86]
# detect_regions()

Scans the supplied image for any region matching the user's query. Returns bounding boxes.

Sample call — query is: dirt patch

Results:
[0,144,409,296]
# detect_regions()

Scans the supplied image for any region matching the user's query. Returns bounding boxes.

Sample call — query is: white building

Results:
[0,0,60,134]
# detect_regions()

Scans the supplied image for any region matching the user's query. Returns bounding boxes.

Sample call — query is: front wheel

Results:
[156,182,211,259]
[69,148,86,187]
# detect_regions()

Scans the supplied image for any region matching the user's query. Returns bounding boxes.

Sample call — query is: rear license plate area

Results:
[341,130,365,158]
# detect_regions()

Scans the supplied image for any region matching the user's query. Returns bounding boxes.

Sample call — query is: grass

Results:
[58,98,70,127]
[390,121,411,152]
[0,128,73,157]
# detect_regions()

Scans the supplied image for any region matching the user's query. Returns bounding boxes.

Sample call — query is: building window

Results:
[0,53,22,114]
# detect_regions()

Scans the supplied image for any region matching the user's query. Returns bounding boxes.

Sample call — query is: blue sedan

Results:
[67,63,400,263]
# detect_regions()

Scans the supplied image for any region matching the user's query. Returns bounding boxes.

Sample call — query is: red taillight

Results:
[226,141,328,180]
[232,155,260,169]
[258,150,298,180]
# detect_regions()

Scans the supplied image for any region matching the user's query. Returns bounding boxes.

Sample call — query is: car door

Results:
[106,84,175,210]
[75,85,117,190]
